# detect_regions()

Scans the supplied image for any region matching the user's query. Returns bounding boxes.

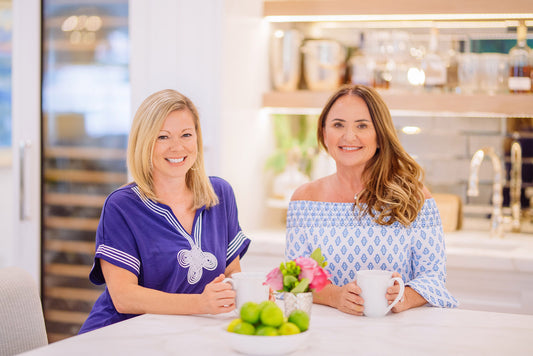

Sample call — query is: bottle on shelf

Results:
[508,20,532,93]
[372,31,393,89]
[348,32,374,87]
[389,31,412,92]
[421,27,447,92]
[445,39,460,93]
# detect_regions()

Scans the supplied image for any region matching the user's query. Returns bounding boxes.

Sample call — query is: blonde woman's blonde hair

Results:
[317,84,425,226]
[127,89,219,209]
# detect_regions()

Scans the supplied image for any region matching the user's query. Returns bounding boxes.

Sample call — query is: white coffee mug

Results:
[357,269,405,317]
[223,271,269,309]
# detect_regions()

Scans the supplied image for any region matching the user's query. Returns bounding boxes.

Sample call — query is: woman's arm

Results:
[400,197,459,309]
[224,256,241,277]
[313,281,364,315]
[386,273,427,313]
[101,260,236,315]
[382,184,439,312]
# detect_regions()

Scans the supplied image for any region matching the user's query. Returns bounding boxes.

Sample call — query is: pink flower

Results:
[264,267,283,291]
[295,257,318,282]
[309,267,330,292]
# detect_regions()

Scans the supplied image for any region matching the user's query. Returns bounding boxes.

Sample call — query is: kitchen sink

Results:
[445,230,531,252]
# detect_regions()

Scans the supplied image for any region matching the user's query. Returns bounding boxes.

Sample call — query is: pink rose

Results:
[295,257,318,283]
[264,267,283,291]
[309,267,331,292]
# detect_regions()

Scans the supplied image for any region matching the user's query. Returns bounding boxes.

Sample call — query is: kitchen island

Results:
[242,229,533,315]
[22,304,533,355]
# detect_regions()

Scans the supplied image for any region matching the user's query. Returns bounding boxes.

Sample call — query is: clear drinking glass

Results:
[458,53,480,94]
[479,53,508,95]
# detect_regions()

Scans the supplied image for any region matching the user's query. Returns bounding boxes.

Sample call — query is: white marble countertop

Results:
[22,304,533,355]
[444,230,533,273]
[245,228,533,273]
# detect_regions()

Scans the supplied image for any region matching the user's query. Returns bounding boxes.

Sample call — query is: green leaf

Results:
[310,247,327,268]
[290,278,310,294]
[283,275,298,291]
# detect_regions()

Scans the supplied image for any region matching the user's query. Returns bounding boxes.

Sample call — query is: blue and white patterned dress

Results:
[286,198,458,308]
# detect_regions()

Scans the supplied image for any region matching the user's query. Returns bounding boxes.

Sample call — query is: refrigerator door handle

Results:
[19,140,31,221]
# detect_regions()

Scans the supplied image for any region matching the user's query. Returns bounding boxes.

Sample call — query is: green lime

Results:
[240,302,261,324]
[288,310,309,332]
[278,322,301,335]
[232,321,255,335]
[258,300,276,312]
[226,318,242,332]
[255,325,278,336]
[260,303,284,327]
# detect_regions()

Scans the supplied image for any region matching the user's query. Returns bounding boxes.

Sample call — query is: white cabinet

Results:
[447,268,533,315]
[245,229,533,315]
[262,0,533,117]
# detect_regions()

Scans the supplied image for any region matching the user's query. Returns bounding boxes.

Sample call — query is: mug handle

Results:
[385,277,405,313]
[222,277,234,288]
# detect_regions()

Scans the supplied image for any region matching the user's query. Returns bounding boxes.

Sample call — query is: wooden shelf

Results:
[44,146,126,160]
[45,309,89,324]
[45,192,107,208]
[262,91,533,117]
[45,169,127,184]
[45,239,95,254]
[46,263,92,278]
[45,216,100,232]
[45,287,102,303]
[263,0,533,19]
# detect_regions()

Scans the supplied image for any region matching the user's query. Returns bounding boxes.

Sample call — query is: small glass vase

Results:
[276,292,313,317]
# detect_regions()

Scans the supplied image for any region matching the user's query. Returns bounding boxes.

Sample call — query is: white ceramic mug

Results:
[357,269,405,317]
[223,272,270,309]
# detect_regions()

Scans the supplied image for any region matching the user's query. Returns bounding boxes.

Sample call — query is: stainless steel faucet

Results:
[510,133,522,233]
[467,147,504,238]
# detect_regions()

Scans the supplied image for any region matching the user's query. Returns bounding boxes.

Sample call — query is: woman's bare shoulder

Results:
[422,185,432,199]
[291,176,331,201]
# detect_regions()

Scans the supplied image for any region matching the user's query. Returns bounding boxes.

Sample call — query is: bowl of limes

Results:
[224,301,310,355]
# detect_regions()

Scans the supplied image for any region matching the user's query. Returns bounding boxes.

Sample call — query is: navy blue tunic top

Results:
[79,177,250,333]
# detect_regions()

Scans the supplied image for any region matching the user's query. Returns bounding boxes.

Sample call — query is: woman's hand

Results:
[386,272,427,313]
[200,274,236,314]
[333,281,365,316]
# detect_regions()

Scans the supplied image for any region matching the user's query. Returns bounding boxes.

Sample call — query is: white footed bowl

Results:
[224,329,309,355]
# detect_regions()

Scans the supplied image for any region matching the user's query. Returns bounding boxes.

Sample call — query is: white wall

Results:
[130,0,269,231]
[0,163,13,268]
[219,1,271,231]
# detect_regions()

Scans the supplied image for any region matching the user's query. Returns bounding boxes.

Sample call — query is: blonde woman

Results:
[80,89,249,333]
[286,84,458,315]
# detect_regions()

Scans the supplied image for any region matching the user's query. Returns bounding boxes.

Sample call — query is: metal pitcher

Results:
[270,29,303,91]
[301,39,346,91]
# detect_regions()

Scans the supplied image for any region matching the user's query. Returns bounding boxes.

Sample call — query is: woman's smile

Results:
[166,157,186,164]
[338,145,362,151]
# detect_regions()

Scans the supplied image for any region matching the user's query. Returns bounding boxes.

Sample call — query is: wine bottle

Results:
[422,28,446,92]
[508,21,532,93]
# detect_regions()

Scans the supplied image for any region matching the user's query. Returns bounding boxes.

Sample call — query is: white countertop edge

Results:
[246,229,533,273]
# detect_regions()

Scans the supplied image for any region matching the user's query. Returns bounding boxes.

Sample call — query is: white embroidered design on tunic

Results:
[131,186,218,285]
[177,244,217,284]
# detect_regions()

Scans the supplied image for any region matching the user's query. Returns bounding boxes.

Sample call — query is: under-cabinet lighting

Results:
[407,68,425,87]
[265,14,533,23]
[317,20,511,29]
[401,126,422,135]
[261,107,322,116]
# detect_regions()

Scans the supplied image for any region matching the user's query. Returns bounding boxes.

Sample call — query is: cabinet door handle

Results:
[19,140,31,221]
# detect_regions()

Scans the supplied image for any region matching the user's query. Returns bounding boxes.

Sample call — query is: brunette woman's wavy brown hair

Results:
[317,84,425,226]
[127,89,218,209]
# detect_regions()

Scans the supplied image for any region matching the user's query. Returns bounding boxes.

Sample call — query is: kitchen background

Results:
[0,0,532,342]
